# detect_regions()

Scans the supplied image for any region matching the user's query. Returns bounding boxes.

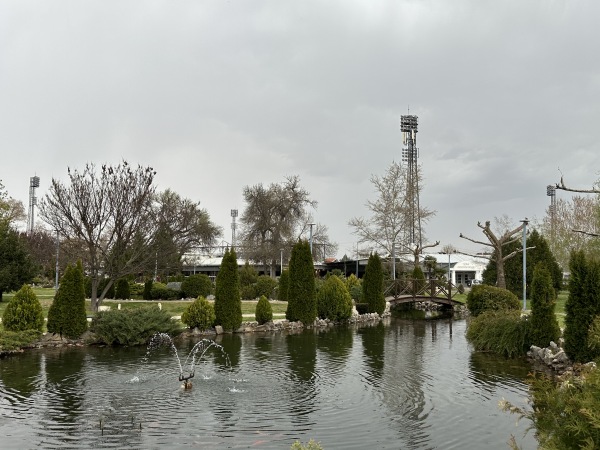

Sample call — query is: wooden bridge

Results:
[384,278,462,307]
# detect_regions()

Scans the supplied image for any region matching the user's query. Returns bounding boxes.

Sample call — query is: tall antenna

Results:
[27,176,40,234]
[400,114,421,248]
[231,209,238,249]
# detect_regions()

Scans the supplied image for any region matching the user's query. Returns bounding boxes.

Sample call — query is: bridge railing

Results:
[384,278,458,301]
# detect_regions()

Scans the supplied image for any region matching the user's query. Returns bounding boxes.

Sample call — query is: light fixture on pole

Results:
[521,218,529,310]
[231,209,238,249]
[392,243,396,280]
[308,223,316,255]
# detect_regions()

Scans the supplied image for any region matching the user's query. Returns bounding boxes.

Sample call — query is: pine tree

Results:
[528,262,561,347]
[2,284,44,332]
[286,240,316,324]
[115,278,131,300]
[47,261,88,339]
[214,248,242,331]
[362,253,385,314]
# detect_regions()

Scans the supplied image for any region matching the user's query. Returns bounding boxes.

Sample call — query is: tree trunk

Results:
[496,258,507,289]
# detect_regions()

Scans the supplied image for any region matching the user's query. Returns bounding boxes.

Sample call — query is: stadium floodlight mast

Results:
[546,184,556,245]
[27,176,40,234]
[400,114,421,248]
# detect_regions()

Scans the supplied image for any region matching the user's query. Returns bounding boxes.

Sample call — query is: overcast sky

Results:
[1,0,599,257]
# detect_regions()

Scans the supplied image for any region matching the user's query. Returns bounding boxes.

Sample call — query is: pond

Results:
[0,318,537,449]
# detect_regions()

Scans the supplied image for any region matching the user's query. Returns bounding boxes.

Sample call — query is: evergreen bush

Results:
[528,262,561,348]
[255,275,277,299]
[114,278,131,300]
[346,274,361,300]
[362,253,385,315]
[355,303,369,315]
[255,295,273,324]
[286,240,316,324]
[181,296,215,331]
[98,277,115,299]
[143,279,153,300]
[181,274,213,299]
[90,306,181,345]
[564,251,600,362]
[466,284,520,317]
[317,275,353,321]
[214,248,242,331]
[150,282,180,300]
[239,261,258,300]
[2,284,44,332]
[466,310,528,357]
[278,269,290,301]
[47,262,88,339]
[412,265,426,294]
[240,284,256,300]
[0,329,42,352]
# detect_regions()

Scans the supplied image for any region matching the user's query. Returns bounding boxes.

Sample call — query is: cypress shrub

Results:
[286,240,316,324]
[181,296,215,331]
[143,279,153,300]
[214,248,242,331]
[412,265,426,295]
[181,274,213,299]
[90,306,181,345]
[2,284,44,332]
[346,274,361,301]
[114,278,131,300]
[47,261,88,339]
[239,261,258,299]
[466,310,528,358]
[466,284,520,317]
[362,253,385,315]
[255,275,277,299]
[278,269,290,301]
[255,295,273,324]
[528,263,561,348]
[564,251,599,362]
[317,275,353,321]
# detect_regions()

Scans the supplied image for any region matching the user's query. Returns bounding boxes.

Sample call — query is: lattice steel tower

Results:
[27,176,40,234]
[401,115,421,248]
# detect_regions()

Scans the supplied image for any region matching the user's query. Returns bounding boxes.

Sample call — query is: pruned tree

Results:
[348,161,435,265]
[460,220,533,290]
[240,176,324,275]
[40,161,221,312]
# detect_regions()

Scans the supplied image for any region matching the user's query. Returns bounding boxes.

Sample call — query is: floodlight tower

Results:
[400,115,421,248]
[231,209,238,249]
[27,176,40,234]
[547,184,556,246]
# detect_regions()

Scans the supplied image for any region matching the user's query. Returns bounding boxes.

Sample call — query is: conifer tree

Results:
[362,253,385,314]
[214,248,242,331]
[528,262,561,347]
[286,240,316,324]
[47,261,88,338]
[115,278,130,300]
[2,284,44,332]
[564,250,597,362]
[278,269,290,301]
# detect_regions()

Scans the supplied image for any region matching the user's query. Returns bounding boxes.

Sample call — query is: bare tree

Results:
[40,162,221,311]
[295,214,338,262]
[0,181,26,225]
[459,220,532,289]
[239,175,318,275]
[349,161,435,264]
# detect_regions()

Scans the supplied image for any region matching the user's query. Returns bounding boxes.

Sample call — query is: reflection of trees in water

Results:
[469,351,531,392]
[214,333,243,369]
[0,350,42,400]
[316,325,353,359]
[286,329,318,429]
[45,348,86,425]
[363,319,432,450]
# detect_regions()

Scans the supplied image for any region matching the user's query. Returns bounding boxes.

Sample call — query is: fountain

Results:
[145,333,231,389]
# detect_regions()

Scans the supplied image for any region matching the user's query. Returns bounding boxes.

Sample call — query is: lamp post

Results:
[308,223,316,256]
[55,230,60,290]
[392,242,396,280]
[521,218,529,310]
[280,248,284,274]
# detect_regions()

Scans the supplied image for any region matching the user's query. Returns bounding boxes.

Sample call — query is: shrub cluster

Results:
[466,310,528,358]
[317,275,353,321]
[149,282,181,300]
[90,306,181,345]
[47,262,88,339]
[2,285,44,332]
[181,274,213,299]
[181,296,215,331]
[346,274,362,301]
[255,295,273,324]
[466,284,520,317]
[214,248,242,331]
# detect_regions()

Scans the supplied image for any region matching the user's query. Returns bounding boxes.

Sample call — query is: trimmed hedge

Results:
[255,295,273,324]
[181,296,215,331]
[466,310,529,358]
[466,284,520,317]
[317,275,353,321]
[181,274,213,299]
[2,284,44,332]
[255,275,277,299]
[90,306,181,345]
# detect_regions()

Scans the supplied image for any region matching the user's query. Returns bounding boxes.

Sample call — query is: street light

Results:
[308,223,316,255]
[521,218,529,310]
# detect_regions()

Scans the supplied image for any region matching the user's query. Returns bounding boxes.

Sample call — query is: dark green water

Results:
[0,318,537,449]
